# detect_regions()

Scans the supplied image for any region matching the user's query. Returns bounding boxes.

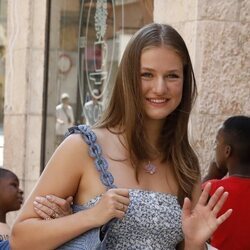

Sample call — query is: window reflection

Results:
[44,0,153,165]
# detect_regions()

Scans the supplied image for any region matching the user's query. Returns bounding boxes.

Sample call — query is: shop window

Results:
[43,0,153,166]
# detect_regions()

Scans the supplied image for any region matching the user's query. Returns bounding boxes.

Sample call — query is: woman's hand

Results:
[182,182,232,249]
[33,189,130,225]
[90,188,130,226]
[33,195,73,220]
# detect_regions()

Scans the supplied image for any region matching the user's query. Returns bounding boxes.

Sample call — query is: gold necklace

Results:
[144,161,157,174]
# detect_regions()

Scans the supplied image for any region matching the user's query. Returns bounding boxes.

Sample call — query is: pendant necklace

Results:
[144,161,157,174]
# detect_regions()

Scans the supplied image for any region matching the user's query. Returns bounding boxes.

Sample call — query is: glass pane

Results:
[44,0,153,165]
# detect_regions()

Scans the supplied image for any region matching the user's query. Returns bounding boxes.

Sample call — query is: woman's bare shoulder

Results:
[47,133,96,178]
[56,133,90,156]
[92,127,121,140]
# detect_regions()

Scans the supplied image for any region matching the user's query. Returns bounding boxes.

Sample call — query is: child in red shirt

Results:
[203,115,250,250]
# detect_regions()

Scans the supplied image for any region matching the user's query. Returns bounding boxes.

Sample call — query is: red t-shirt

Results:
[203,177,250,250]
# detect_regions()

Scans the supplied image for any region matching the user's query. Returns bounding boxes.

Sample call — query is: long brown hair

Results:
[97,23,200,204]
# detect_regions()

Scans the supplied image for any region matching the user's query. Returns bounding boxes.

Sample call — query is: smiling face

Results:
[140,46,183,124]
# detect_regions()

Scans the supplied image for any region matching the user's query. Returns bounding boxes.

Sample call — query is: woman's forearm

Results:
[10,208,99,250]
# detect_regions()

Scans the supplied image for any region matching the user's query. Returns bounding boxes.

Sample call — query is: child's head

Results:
[0,168,23,215]
[215,115,250,170]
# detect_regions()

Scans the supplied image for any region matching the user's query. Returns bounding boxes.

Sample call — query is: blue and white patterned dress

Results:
[58,125,183,250]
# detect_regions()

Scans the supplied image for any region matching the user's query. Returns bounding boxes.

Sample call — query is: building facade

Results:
[1,0,249,202]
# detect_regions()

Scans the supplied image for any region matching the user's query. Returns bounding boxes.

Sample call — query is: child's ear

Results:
[225,145,232,157]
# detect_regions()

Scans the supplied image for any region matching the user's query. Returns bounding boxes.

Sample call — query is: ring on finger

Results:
[120,204,125,211]
[51,211,58,219]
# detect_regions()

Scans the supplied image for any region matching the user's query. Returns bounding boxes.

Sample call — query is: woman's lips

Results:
[146,98,169,105]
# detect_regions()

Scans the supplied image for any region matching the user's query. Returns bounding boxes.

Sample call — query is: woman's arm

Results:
[10,134,130,249]
[10,134,96,249]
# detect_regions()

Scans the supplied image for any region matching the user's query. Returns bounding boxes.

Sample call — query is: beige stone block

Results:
[7,0,30,50]
[190,114,228,175]
[239,23,250,61]
[24,115,42,181]
[3,114,26,178]
[171,22,198,67]
[198,87,245,115]
[154,0,197,23]
[4,49,28,114]
[4,114,42,184]
[198,0,239,21]
[31,0,47,49]
[27,48,45,114]
[7,0,47,51]
[195,21,248,114]
[240,0,250,22]
[5,47,46,115]
[196,22,241,63]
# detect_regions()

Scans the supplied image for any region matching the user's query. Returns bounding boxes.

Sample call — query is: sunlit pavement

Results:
[0,125,3,166]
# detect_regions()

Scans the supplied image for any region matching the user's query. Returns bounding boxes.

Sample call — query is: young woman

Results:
[10,23,232,250]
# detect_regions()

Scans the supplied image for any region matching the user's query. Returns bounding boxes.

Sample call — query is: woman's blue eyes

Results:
[167,74,179,79]
[141,72,180,79]
[141,72,153,78]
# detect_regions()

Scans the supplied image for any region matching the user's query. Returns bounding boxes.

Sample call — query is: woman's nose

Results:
[153,77,167,94]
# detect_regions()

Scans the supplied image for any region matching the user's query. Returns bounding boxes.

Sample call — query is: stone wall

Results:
[154,0,250,175]
[4,0,47,198]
